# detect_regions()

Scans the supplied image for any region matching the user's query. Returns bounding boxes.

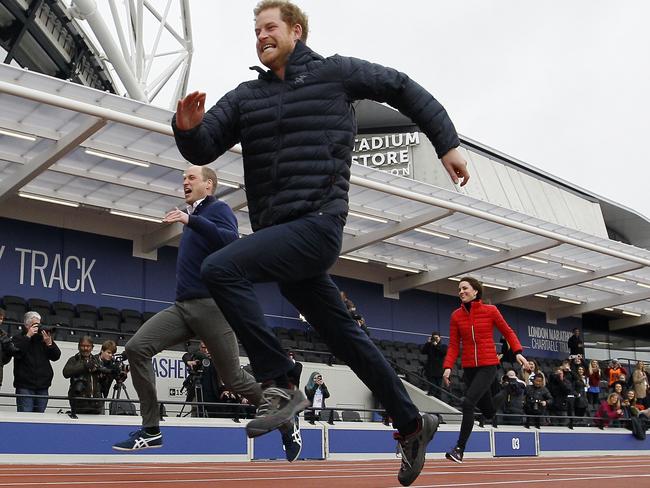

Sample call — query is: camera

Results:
[0,333,19,356]
[182,352,210,375]
[97,353,129,382]
[70,376,88,395]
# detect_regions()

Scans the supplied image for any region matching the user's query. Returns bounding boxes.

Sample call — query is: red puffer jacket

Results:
[443,300,522,369]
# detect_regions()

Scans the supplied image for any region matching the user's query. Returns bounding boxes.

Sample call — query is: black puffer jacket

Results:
[173,41,459,231]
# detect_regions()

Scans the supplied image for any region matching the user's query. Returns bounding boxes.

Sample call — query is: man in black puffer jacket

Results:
[173,2,468,485]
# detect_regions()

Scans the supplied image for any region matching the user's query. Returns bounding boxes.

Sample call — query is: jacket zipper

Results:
[471,324,478,367]
[269,82,287,214]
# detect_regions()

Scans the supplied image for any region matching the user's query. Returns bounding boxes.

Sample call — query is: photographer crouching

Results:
[62,338,122,415]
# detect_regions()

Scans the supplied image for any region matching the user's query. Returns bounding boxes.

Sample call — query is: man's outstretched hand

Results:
[441,148,470,187]
[176,91,206,131]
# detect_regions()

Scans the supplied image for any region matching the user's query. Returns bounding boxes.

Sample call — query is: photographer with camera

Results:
[181,342,220,418]
[495,370,526,425]
[62,336,105,415]
[524,375,553,428]
[96,340,122,398]
[11,311,61,412]
[420,331,447,398]
[0,308,18,388]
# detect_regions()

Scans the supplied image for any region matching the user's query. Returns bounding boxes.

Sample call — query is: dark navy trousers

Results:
[200,211,419,430]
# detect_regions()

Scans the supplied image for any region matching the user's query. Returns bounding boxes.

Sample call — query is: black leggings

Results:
[458,365,497,450]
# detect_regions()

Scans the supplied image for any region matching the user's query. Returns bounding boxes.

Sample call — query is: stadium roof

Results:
[0,62,649,331]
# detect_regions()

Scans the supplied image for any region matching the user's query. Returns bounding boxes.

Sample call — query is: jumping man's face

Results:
[254,8,301,76]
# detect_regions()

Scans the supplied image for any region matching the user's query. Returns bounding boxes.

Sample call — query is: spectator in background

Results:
[97,340,119,398]
[621,389,642,418]
[548,367,571,425]
[287,351,303,389]
[495,370,526,425]
[607,359,627,387]
[595,393,623,429]
[567,328,584,357]
[62,336,106,415]
[498,336,518,371]
[0,308,16,388]
[340,291,369,336]
[560,360,579,421]
[570,354,586,371]
[305,371,330,423]
[182,341,221,418]
[632,361,649,408]
[12,311,61,412]
[340,291,357,318]
[587,359,602,407]
[611,374,628,394]
[611,383,625,404]
[573,365,589,421]
[522,360,545,387]
[524,375,552,428]
[420,331,447,398]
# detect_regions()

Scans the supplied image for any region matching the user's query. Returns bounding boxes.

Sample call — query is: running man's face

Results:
[183,166,212,205]
[254,8,301,76]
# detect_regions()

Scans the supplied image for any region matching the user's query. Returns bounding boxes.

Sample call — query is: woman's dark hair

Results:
[459,276,483,299]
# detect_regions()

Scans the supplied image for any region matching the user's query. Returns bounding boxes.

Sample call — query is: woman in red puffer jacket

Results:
[442,277,529,464]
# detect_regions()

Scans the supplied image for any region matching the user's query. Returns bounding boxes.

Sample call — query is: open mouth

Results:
[184,187,192,196]
[261,43,275,52]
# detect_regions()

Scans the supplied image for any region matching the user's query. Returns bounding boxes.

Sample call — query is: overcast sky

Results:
[182,1,650,219]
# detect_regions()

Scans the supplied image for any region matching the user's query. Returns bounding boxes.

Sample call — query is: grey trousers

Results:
[125,298,263,429]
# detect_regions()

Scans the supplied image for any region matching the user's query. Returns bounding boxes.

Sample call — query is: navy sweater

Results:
[175,195,238,301]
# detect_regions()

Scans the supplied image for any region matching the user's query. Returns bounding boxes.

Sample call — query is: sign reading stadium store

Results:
[352,132,420,177]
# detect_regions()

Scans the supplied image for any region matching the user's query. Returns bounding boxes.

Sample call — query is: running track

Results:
[0,456,647,487]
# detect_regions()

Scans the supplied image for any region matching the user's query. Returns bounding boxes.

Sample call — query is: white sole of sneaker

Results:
[445,452,463,464]
[112,445,163,451]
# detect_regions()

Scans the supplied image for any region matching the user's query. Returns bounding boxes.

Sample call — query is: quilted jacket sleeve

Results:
[172,89,241,165]
[338,56,460,158]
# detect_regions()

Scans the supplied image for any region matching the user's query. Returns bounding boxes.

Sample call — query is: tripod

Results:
[112,380,130,400]
[108,379,134,415]
[178,373,207,418]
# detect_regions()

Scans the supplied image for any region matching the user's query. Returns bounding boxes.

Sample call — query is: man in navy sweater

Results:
[111,166,308,456]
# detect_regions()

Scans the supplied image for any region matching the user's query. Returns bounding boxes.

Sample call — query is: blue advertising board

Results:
[493,431,537,457]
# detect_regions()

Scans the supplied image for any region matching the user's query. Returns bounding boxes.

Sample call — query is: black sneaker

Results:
[394,413,439,487]
[245,387,310,438]
[112,429,162,451]
[445,445,464,464]
[280,417,302,462]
